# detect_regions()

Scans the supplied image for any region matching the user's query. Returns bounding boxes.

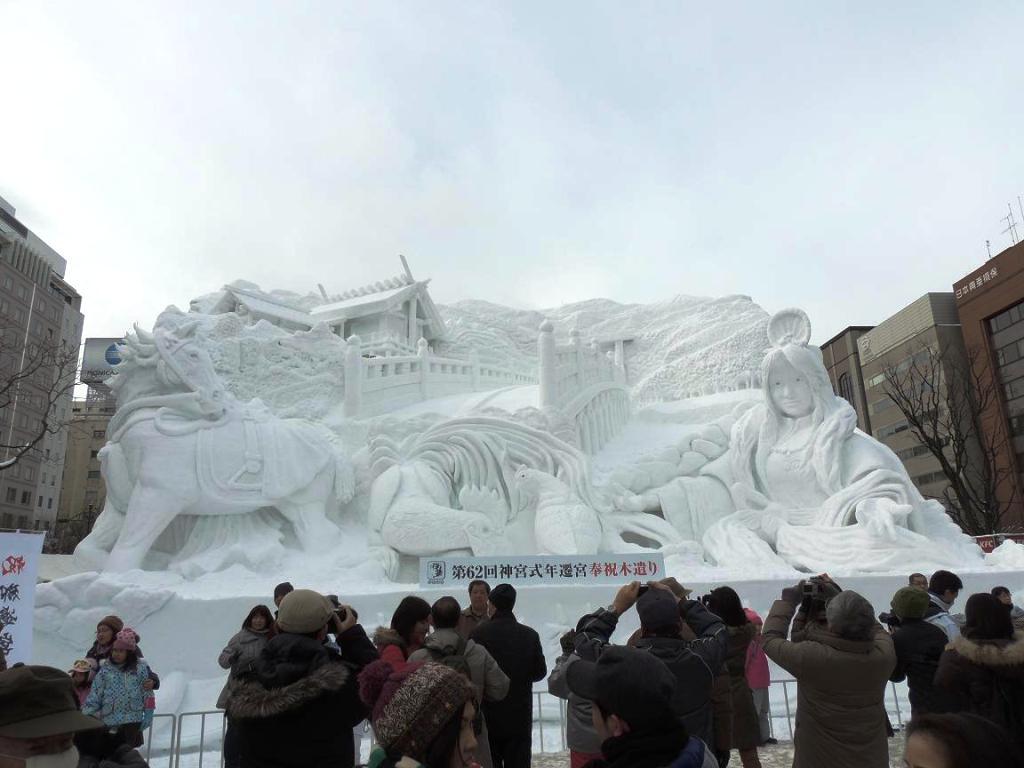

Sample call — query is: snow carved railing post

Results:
[344,335,363,418]
[418,338,430,400]
[538,319,556,408]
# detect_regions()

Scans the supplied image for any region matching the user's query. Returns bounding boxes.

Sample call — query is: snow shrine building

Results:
[205,258,446,356]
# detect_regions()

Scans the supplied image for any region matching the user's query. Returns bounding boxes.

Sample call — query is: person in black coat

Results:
[888,586,961,717]
[469,583,547,768]
[574,580,728,751]
[227,589,379,768]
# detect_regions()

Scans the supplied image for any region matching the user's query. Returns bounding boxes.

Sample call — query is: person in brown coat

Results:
[934,592,1024,749]
[762,583,895,768]
[705,587,761,768]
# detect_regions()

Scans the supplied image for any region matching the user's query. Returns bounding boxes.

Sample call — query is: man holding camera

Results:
[573,579,728,750]
[227,589,379,768]
[761,577,895,768]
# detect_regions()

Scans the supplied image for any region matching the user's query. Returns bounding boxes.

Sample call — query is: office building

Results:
[0,195,84,531]
[820,326,874,433]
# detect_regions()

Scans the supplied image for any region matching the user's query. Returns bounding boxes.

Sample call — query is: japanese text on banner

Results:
[419,554,665,588]
[0,532,44,665]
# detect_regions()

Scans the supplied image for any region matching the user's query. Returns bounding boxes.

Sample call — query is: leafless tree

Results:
[881,343,1020,535]
[0,323,80,473]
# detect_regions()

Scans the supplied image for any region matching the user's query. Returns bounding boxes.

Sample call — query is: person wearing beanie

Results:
[935,592,1024,749]
[566,645,718,768]
[467,584,546,768]
[572,581,727,753]
[86,615,126,665]
[359,659,479,768]
[888,586,961,717]
[227,589,379,768]
[762,579,895,768]
[81,627,152,748]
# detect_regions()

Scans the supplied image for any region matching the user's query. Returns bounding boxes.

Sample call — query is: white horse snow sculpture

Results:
[75,318,353,573]
[367,417,681,578]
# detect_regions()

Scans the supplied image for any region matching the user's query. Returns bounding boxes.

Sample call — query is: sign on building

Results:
[81,337,125,385]
[419,553,667,588]
[0,531,44,665]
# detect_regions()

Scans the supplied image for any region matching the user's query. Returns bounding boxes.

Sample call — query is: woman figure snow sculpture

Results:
[619,308,980,572]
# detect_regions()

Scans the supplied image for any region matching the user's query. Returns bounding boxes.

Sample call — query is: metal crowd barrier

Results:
[139,679,911,765]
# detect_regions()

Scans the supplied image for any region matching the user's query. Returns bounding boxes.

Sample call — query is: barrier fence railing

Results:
[139,678,911,765]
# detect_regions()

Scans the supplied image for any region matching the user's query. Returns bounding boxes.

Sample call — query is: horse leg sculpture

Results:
[277,498,340,553]
[106,484,186,572]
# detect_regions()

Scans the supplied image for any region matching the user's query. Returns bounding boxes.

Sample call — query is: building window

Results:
[87,470,101,479]
[92,430,106,439]
[876,420,910,439]
[47,497,52,509]
[897,444,933,461]
[90,450,99,459]
[913,470,947,486]
[4,488,15,503]
[1,513,12,528]
[16,515,27,529]
[37,496,42,507]
[20,491,30,505]
[838,373,854,405]
[34,519,40,530]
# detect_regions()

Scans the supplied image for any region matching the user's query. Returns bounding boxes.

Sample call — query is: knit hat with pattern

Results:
[359,660,474,759]
[113,628,137,652]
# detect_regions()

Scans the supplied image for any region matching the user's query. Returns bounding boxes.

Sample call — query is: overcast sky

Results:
[3,2,1023,345]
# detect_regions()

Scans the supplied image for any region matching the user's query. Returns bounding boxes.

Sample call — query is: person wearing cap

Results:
[358,659,479,768]
[467,584,546,768]
[80,628,152,749]
[0,665,114,768]
[273,582,294,615]
[227,588,378,768]
[573,581,727,751]
[888,586,961,717]
[69,659,97,707]
[566,645,718,768]
[761,581,895,768]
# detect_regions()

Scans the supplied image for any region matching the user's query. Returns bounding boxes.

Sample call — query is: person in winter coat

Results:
[469,584,546,768]
[888,586,961,717]
[566,645,718,768]
[81,629,153,748]
[86,616,160,700]
[216,604,275,768]
[924,570,964,641]
[903,712,1024,768]
[458,579,492,639]
[69,658,97,707]
[934,592,1024,748]
[993,586,1024,630]
[704,588,761,768]
[742,609,773,746]
[575,581,727,751]
[408,596,510,768]
[550,626,603,768]
[358,659,479,768]
[227,589,379,768]
[761,584,895,768]
[375,595,432,671]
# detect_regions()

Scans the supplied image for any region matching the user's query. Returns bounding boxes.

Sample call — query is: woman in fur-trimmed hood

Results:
[936,592,1024,747]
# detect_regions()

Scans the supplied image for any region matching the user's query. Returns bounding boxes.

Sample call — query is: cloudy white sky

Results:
[2,2,1023,344]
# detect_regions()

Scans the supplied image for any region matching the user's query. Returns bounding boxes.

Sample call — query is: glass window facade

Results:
[988,299,1024,479]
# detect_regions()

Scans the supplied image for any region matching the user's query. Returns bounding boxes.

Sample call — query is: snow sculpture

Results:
[618,308,982,572]
[367,417,682,578]
[74,313,354,573]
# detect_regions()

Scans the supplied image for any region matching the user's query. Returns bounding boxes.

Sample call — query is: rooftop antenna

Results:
[1002,203,1019,246]
[316,283,329,301]
[1018,194,1024,228]
[987,239,993,258]
[399,254,415,282]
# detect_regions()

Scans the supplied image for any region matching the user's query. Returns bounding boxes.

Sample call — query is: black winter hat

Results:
[566,646,676,728]
[489,583,517,612]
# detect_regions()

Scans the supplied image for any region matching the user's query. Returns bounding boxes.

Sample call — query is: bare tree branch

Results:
[880,342,1020,535]
[0,320,80,472]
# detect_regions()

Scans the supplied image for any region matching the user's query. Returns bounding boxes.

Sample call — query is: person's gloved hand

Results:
[781,582,805,606]
[560,630,577,654]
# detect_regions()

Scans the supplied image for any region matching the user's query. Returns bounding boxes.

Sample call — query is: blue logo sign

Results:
[104,344,122,366]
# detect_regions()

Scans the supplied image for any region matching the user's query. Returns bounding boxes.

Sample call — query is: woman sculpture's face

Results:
[769,356,814,419]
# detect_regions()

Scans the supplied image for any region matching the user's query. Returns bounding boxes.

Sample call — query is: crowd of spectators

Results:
[3,569,1024,768]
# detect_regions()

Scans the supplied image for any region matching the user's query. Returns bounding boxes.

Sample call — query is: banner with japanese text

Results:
[0,532,44,665]
[419,553,666,588]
